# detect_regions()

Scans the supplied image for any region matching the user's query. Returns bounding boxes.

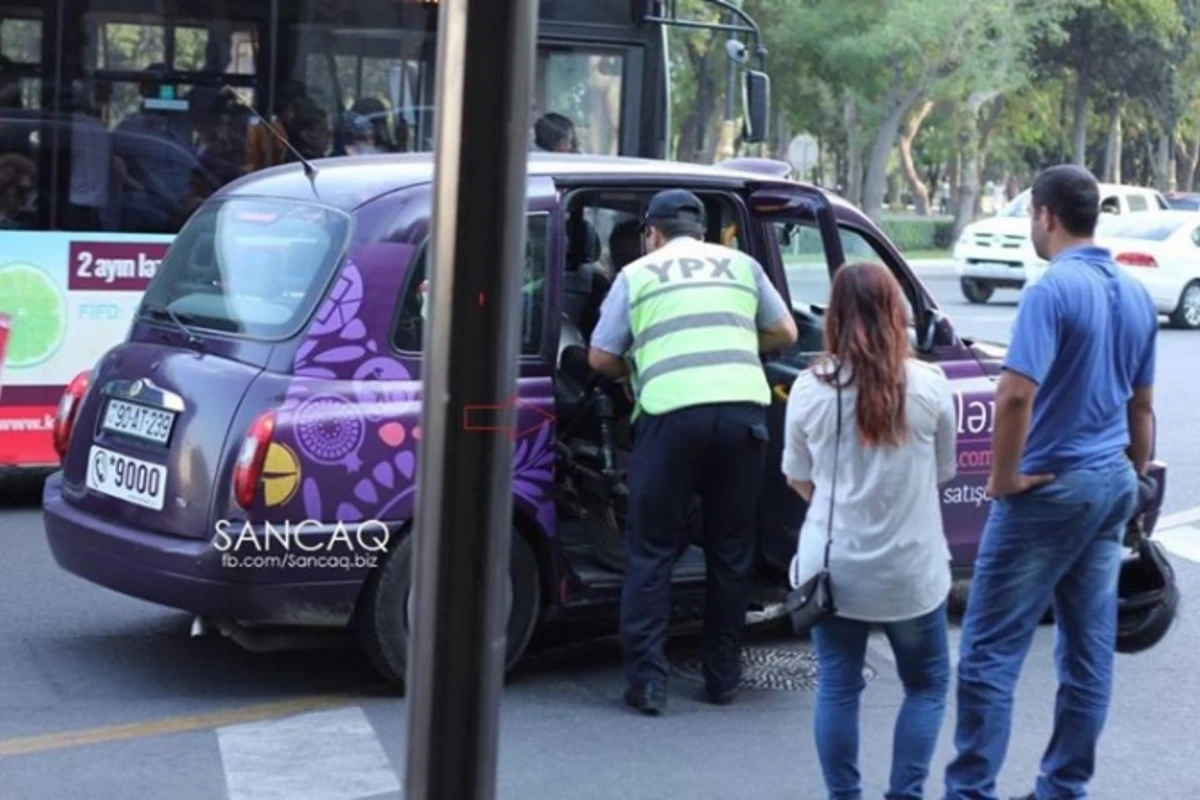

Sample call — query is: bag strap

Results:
[822,365,842,570]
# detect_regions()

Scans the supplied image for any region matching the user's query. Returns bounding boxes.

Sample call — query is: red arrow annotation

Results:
[462,395,555,441]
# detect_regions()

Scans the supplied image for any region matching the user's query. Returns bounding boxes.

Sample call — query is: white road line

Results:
[1155,505,1200,531]
[217,706,399,800]
[1154,524,1200,565]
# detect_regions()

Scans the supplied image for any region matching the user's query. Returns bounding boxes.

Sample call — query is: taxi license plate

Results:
[102,398,175,445]
[85,445,168,511]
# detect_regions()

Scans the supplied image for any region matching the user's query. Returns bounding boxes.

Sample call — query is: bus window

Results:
[285,0,438,156]
[58,2,265,234]
[0,5,43,232]
[535,48,623,156]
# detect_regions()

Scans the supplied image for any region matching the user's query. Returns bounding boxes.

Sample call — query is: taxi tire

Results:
[356,527,542,693]
[961,278,995,305]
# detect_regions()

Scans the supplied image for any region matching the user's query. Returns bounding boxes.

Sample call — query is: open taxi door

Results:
[745,185,844,575]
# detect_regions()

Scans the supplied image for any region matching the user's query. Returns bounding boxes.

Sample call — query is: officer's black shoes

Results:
[623,682,666,716]
[704,685,739,706]
[1009,793,1037,800]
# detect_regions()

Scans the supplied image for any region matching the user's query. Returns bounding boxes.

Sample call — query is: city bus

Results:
[0,0,770,468]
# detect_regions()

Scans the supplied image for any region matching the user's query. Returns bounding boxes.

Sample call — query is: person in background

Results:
[943,165,1158,800]
[111,62,195,233]
[245,81,306,172]
[66,80,112,231]
[350,97,401,152]
[587,189,797,715]
[784,261,957,800]
[285,98,332,161]
[338,113,384,156]
[607,218,643,276]
[533,112,579,153]
[0,152,36,229]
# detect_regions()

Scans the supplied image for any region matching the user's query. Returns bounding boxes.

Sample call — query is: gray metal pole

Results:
[403,0,539,797]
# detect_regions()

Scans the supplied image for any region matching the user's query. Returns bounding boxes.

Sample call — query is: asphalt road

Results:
[0,272,1197,799]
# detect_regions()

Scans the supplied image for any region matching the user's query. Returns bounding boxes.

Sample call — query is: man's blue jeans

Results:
[944,461,1139,800]
[812,602,951,800]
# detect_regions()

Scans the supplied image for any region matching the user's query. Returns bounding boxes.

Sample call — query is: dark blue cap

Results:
[645,189,706,227]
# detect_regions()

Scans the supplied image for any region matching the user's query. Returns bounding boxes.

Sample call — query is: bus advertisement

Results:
[0,0,768,468]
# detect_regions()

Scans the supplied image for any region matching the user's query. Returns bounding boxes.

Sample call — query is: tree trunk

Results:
[862,80,926,220]
[675,35,717,162]
[1071,64,1092,166]
[843,94,864,204]
[974,98,1005,217]
[1155,133,1173,192]
[885,170,902,209]
[898,99,935,215]
[1103,104,1123,183]
[952,92,1001,241]
[1179,133,1200,192]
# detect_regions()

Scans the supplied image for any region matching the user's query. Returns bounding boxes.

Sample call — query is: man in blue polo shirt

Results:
[944,165,1158,800]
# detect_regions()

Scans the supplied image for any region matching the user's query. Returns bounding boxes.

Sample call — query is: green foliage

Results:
[879,218,958,251]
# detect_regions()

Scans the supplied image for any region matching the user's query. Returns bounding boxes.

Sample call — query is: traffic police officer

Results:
[588,189,799,715]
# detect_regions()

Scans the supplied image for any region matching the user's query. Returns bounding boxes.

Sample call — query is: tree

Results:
[778,0,1071,220]
[1034,0,1180,166]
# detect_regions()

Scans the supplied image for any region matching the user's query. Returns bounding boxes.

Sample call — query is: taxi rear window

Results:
[138,198,351,340]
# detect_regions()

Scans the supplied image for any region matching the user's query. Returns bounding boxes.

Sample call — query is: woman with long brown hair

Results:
[783,262,958,799]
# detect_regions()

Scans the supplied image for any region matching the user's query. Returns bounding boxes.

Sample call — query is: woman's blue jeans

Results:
[812,602,951,800]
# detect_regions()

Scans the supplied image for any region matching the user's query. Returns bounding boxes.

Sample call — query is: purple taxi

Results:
[41,153,1169,687]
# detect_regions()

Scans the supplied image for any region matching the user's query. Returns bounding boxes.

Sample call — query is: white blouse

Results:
[783,359,958,623]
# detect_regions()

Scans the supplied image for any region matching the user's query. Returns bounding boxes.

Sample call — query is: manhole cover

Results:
[670,644,877,692]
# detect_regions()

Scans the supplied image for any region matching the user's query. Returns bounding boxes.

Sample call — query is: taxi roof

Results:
[216,151,852,216]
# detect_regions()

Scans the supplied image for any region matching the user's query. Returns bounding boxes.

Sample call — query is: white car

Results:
[952,184,1169,304]
[1094,210,1200,329]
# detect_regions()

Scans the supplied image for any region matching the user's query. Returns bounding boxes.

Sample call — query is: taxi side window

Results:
[776,222,915,322]
[392,213,550,356]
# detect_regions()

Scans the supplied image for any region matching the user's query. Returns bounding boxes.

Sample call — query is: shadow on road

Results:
[0,469,50,509]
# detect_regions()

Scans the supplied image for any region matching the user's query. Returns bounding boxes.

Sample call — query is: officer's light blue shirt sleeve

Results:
[589,272,633,356]
[1003,281,1059,385]
[750,259,790,329]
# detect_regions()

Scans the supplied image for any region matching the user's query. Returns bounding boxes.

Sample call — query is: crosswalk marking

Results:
[217,706,400,800]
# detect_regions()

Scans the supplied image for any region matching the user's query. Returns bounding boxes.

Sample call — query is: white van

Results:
[952,183,1169,303]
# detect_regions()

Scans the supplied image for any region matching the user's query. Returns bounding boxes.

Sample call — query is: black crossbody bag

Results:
[784,373,842,636]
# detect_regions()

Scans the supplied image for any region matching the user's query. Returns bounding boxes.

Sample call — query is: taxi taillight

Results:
[233,410,276,509]
[52,370,91,459]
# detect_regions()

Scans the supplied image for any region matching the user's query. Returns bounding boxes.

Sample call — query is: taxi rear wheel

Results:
[356,526,542,692]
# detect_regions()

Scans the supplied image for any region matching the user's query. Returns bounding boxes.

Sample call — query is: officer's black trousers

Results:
[620,401,768,691]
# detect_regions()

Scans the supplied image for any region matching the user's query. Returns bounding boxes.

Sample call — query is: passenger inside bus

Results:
[67,80,113,231]
[533,112,579,153]
[284,98,333,161]
[112,63,198,234]
[0,153,35,230]
[246,81,310,173]
[338,113,384,156]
